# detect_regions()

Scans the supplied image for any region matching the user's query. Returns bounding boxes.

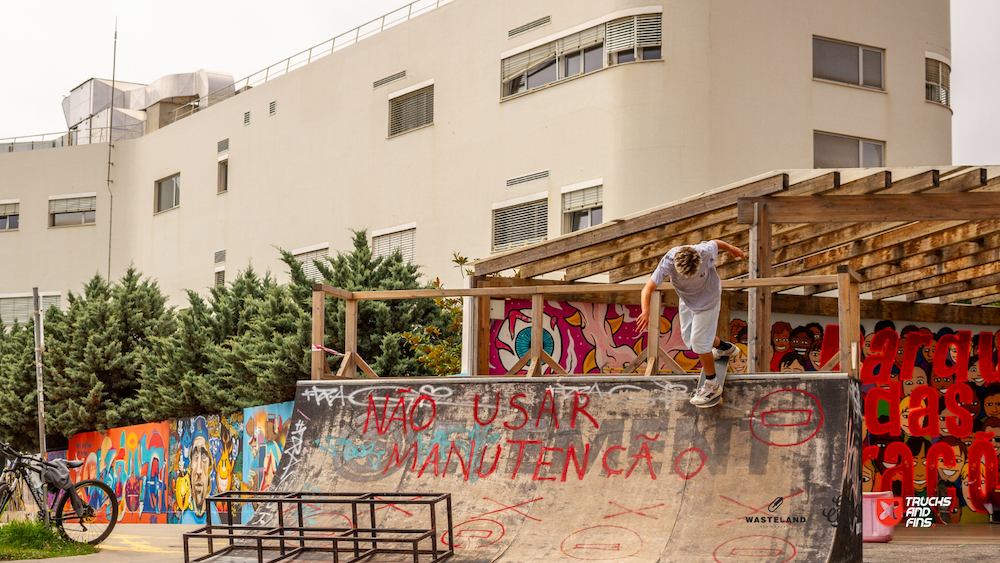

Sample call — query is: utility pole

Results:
[32,288,48,526]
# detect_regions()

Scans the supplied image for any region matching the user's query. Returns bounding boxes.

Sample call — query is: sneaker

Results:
[690,380,723,406]
[712,341,740,360]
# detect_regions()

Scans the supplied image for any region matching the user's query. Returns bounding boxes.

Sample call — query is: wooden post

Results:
[311,287,325,380]
[526,294,544,377]
[748,202,772,373]
[837,265,862,379]
[645,289,661,375]
[716,291,731,343]
[344,299,358,378]
[473,277,492,376]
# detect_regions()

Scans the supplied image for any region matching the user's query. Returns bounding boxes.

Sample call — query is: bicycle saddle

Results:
[65,459,84,469]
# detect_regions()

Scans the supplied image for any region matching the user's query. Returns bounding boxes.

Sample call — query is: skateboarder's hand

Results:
[637,310,650,332]
[730,247,746,260]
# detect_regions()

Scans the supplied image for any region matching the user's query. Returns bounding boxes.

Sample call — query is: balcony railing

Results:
[0,123,146,154]
[168,0,455,124]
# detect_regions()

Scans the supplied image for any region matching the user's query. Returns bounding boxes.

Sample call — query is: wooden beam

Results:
[645,290,661,375]
[313,283,354,300]
[474,276,492,375]
[748,202,772,372]
[837,265,861,379]
[738,192,1000,224]
[343,299,358,378]
[355,354,380,378]
[504,351,531,376]
[473,174,788,276]
[730,292,1000,326]
[658,347,687,374]
[526,294,544,377]
[311,289,325,380]
[938,284,1000,304]
[971,292,1000,307]
[717,291,731,342]
[870,259,1000,300]
[902,272,1000,303]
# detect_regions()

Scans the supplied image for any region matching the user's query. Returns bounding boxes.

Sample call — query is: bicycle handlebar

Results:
[0,440,59,470]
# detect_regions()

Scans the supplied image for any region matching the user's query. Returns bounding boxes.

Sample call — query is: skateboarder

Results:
[637,240,746,405]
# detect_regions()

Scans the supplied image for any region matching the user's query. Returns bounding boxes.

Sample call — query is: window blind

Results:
[372,228,416,263]
[215,270,226,287]
[0,203,18,216]
[563,186,603,212]
[0,295,60,324]
[389,86,434,136]
[606,14,661,54]
[49,196,96,214]
[925,59,950,106]
[295,248,329,282]
[493,199,548,251]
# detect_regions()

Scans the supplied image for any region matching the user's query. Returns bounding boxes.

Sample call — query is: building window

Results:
[215,269,225,288]
[156,174,180,213]
[293,245,329,282]
[372,226,416,263]
[502,13,660,98]
[814,132,884,168]
[49,196,96,227]
[563,185,603,233]
[389,85,434,137]
[0,202,19,231]
[926,58,950,106]
[218,159,229,193]
[813,37,883,90]
[492,198,548,251]
[0,294,60,325]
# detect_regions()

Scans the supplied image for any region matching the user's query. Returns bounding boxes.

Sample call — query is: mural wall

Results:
[68,422,170,523]
[488,299,1000,525]
[168,413,244,524]
[241,401,294,522]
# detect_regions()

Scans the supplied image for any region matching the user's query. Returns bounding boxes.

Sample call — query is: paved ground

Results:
[863,523,1000,562]
[10,524,207,563]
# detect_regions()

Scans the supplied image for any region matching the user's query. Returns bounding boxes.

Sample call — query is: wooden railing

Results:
[310,267,862,380]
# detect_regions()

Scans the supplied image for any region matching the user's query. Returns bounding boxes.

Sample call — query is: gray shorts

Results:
[678,299,721,354]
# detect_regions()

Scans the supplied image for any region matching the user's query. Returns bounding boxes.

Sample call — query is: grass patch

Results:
[0,519,99,560]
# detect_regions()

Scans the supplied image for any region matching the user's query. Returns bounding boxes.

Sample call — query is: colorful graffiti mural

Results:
[241,401,294,522]
[168,413,244,524]
[68,422,170,523]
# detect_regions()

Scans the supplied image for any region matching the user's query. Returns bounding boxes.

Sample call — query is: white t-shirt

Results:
[651,241,721,312]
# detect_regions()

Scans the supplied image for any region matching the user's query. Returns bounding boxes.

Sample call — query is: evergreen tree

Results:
[45,268,175,436]
[0,319,42,450]
[281,230,460,377]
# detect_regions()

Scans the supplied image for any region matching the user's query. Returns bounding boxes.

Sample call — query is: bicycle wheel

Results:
[55,479,118,545]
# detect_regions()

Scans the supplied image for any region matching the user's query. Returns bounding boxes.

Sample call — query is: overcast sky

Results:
[1,0,997,164]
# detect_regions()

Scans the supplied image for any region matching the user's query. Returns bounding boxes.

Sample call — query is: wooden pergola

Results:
[471,166,1000,373]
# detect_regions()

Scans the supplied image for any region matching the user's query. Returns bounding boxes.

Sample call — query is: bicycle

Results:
[0,441,118,545]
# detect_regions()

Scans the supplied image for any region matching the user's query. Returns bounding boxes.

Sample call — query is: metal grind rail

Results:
[183,491,453,563]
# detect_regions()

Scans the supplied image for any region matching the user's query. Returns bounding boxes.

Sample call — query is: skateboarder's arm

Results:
[713,239,745,260]
[636,279,658,332]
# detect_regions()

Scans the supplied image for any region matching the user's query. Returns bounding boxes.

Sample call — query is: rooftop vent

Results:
[509,16,551,38]
[218,138,229,152]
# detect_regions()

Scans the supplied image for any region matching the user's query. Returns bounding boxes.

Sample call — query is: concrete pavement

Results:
[12,524,207,563]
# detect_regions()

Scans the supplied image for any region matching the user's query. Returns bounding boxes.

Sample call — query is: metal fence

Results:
[169,0,455,124]
[0,123,145,154]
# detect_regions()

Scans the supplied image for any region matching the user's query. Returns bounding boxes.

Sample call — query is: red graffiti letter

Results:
[968,434,999,513]
[532,447,563,482]
[418,444,441,478]
[562,444,590,481]
[535,389,559,429]
[945,383,974,438]
[865,382,902,437]
[627,441,658,480]
[934,331,972,384]
[900,331,932,381]
[602,446,626,478]
[978,332,1000,384]
[365,395,388,435]
[861,329,897,384]
[410,395,436,432]
[926,441,957,499]
[879,442,914,498]
[571,393,599,429]
[909,385,940,439]
[443,440,473,481]
[382,443,419,474]
[473,392,500,425]
[504,394,529,430]
[477,444,501,478]
[507,440,541,480]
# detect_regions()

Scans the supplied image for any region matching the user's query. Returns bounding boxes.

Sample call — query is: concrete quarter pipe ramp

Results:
[251,375,861,562]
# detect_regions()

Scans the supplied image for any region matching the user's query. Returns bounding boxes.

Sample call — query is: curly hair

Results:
[674,246,701,277]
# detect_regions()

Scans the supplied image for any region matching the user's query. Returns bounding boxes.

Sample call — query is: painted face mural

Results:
[494,307,564,372]
[861,459,881,493]
[789,328,813,356]
[191,435,212,518]
[730,343,748,373]
[771,323,791,355]
[937,440,965,484]
[912,442,928,493]
[984,391,1000,418]
[932,372,955,395]
[968,359,984,386]
[902,367,927,397]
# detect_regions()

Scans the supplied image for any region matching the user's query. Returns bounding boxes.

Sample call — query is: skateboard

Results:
[693,355,731,408]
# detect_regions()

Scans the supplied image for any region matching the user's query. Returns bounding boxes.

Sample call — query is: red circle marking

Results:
[713,535,796,563]
[674,447,706,480]
[441,518,505,549]
[560,525,643,560]
[749,389,824,447]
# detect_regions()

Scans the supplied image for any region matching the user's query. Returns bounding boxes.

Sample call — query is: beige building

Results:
[0,0,952,321]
